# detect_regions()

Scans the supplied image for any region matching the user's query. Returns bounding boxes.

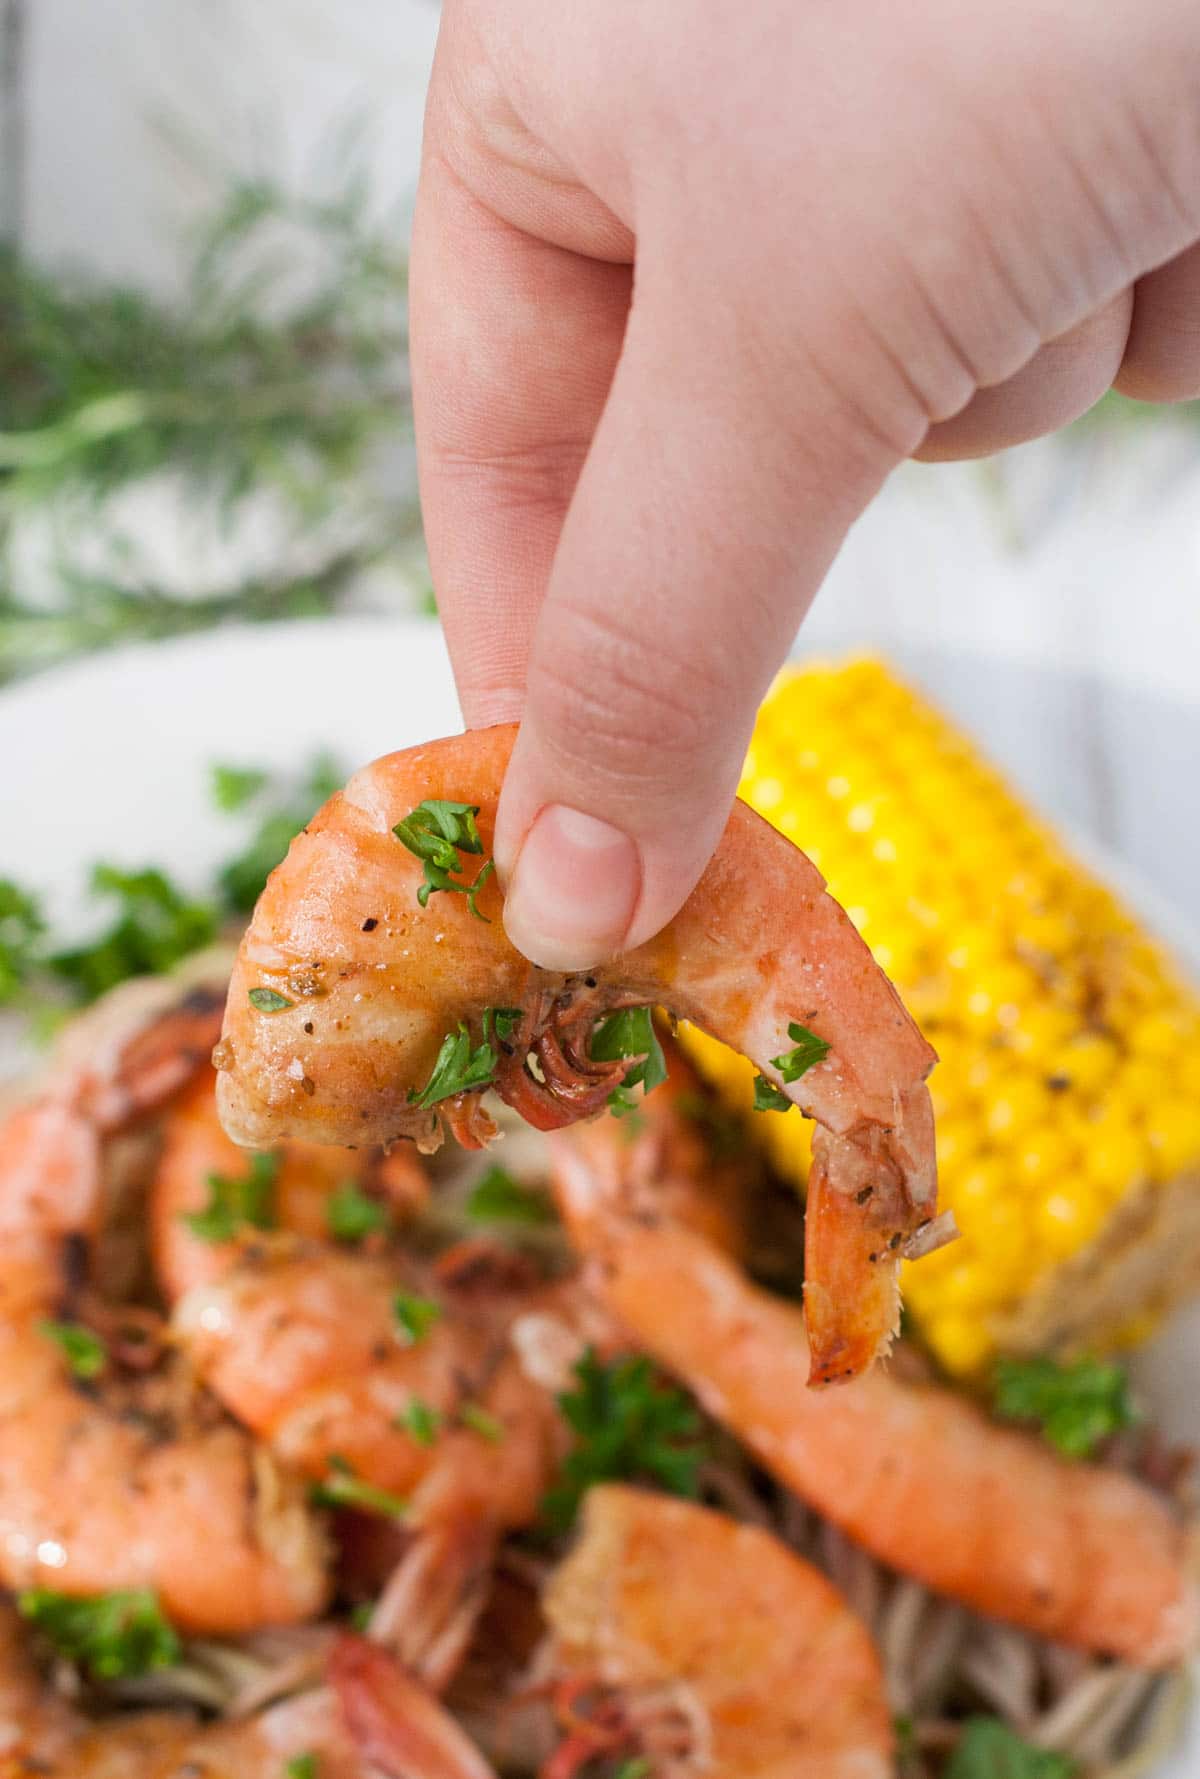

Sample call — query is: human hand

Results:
[411,0,1200,968]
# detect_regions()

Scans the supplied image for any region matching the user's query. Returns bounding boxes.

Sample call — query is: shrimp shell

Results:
[217,724,938,1381]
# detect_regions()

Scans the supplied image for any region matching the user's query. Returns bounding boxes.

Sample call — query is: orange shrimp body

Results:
[542,1485,893,1779]
[217,725,938,1381]
[0,1603,457,1778]
[174,1244,568,1528]
[550,1086,1197,1669]
[153,1063,428,1300]
[0,988,329,1636]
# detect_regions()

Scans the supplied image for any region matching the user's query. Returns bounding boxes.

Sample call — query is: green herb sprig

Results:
[467,1164,555,1228]
[310,1456,408,1520]
[542,1350,707,1531]
[407,1008,521,1109]
[945,1718,1076,1778]
[182,1152,279,1244]
[326,1181,392,1244]
[590,1007,668,1117]
[38,1319,108,1379]
[393,1291,442,1346]
[753,1020,830,1112]
[17,1587,181,1680]
[393,800,495,918]
[992,1355,1135,1460]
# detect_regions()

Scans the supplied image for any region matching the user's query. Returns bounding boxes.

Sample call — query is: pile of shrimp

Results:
[0,939,1194,1778]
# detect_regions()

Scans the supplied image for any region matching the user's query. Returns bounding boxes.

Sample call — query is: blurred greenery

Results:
[0,169,425,683]
[0,166,1194,686]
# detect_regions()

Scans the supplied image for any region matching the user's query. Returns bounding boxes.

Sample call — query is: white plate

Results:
[1,615,1197,1774]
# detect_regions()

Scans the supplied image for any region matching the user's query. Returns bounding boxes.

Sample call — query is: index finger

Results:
[410,92,631,727]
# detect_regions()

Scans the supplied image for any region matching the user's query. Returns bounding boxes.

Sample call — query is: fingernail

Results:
[503,805,640,970]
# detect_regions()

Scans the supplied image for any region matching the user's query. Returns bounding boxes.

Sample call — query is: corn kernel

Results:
[930,1313,993,1376]
[1037,1178,1108,1259]
[1144,1102,1200,1181]
[687,657,1200,1378]
[1083,1110,1150,1199]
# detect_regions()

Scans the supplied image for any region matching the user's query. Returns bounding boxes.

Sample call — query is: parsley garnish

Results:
[325,1181,391,1243]
[614,1762,652,1779]
[542,1350,707,1531]
[752,1074,792,1112]
[397,1399,441,1446]
[467,1164,554,1227]
[248,986,293,1012]
[348,1601,374,1632]
[38,1319,107,1379]
[392,799,495,920]
[216,754,342,913]
[590,1007,667,1116]
[48,865,218,1004]
[17,1587,181,1680]
[770,1021,830,1082]
[0,879,46,1005]
[460,1403,505,1443]
[182,1152,279,1244]
[310,1456,408,1520]
[945,1718,1076,1778]
[393,1291,442,1346]
[210,764,268,812]
[285,1755,320,1779]
[992,1355,1135,1460]
[407,1008,520,1108]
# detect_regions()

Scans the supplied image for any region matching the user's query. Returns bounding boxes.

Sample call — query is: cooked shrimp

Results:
[0,1600,462,1777]
[541,1484,893,1779]
[0,992,329,1635]
[173,1243,569,1527]
[217,725,939,1381]
[550,1081,1197,1668]
[153,1063,428,1299]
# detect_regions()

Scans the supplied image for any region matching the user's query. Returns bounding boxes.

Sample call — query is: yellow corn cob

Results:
[683,658,1200,1378]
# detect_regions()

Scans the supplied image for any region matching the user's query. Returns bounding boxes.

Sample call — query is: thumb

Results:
[494,258,911,970]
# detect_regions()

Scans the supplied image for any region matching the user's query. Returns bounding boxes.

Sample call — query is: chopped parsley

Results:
[542,1350,707,1531]
[467,1164,554,1228]
[590,1006,667,1116]
[310,1456,408,1520]
[945,1718,1076,1778]
[285,1755,320,1779]
[0,878,46,1005]
[397,1399,441,1446]
[770,1021,830,1082]
[392,799,495,919]
[17,1587,181,1680]
[325,1181,391,1243]
[407,1008,520,1108]
[614,1762,652,1779]
[216,754,343,913]
[38,1319,107,1379]
[459,1403,505,1443]
[210,763,268,812]
[393,1291,442,1346]
[48,865,218,1004]
[248,985,293,1012]
[752,1074,792,1113]
[182,1152,279,1244]
[992,1355,1135,1460]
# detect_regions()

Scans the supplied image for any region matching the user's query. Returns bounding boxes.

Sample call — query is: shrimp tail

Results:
[804,1081,939,1383]
[369,1517,498,1694]
[330,1634,499,1778]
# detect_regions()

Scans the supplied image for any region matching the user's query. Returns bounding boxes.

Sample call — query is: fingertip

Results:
[502,804,642,970]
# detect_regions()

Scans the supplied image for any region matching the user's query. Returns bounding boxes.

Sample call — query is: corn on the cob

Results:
[683,658,1200,1378]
